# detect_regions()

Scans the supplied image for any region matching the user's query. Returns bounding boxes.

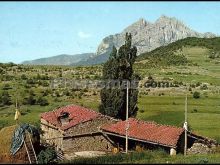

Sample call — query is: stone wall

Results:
[61,116,118,155]
[40,119,63,150]
[41,115,118,153]
[62,134,114,155]
[187,142,215,154]
[64,116,118,136]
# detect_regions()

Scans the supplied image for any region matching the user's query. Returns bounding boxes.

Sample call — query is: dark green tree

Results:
[99,33,140,120]
[1,91,11,105]
[24,90,36,105]
[37,96,49,106]
[37,147,57,164]
[193,91,200,99]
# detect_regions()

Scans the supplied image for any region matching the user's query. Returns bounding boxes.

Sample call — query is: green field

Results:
[1,46,220,142]
[1,38,220,163]
[62,150,220,164]
[1,92,219,143]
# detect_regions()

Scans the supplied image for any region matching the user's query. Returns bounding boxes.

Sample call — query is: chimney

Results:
[59,112,70,126]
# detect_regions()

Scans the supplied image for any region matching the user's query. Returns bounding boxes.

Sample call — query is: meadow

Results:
[1,90,219,143]
[0,41,220,163]
[61,150,220,164]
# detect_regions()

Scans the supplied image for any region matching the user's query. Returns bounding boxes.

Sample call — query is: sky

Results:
[0,2,220,64]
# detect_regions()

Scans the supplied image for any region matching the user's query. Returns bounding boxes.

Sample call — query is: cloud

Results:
[78,31,92,39]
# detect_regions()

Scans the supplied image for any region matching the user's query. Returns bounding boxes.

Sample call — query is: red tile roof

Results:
[41,105,101,130]
[101,118,184,148]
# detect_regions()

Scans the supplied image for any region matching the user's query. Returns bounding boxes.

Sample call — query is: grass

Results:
[1,39,220,163]
[60,149,220,164]
[1,92,219,143]
[0,93,100,129]
[0,125,17,154]
[135,46,220,86]
[137,94,220,142]
[189,113,220,142]
[0,102,73,129]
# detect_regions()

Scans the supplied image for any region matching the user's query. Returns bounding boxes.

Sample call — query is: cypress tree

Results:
[99,33,140,120]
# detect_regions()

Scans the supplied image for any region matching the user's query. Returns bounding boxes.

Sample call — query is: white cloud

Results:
[78,31,92,39]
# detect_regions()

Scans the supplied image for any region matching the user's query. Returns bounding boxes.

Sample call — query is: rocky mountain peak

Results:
[123,18,151,34]
[98,15,217,55]
[86,15,217,66]
[137,18,148,26]
[157,15,175,21]
[155,15,185,28]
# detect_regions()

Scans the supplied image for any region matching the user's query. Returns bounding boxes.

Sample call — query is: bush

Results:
[2,83,11,90]
[196,82,201,87]
[54,97,61,102]
[37,147,57,164]
[25,95,36,105]
[92,91,97,95]
[0,91,11,105]
[193,91,200,99]
[139,109,145,113]
[192,108,198,113]
[37,97,49,106]
[200,84,208,90]
[21,74,27,80]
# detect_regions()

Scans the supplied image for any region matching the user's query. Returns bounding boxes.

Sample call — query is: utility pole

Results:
[14,68,19,125]
[15,98,18,125]
[184,93,188,156]
[125,80,129,154]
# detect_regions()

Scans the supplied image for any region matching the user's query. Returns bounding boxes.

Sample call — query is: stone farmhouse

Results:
[40,105,118,159]
[40,105,218,159]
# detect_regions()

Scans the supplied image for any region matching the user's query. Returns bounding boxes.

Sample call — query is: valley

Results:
[1,38,220,144]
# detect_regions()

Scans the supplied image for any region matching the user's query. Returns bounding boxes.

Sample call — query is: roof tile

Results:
[41,105,100,130]
[101,118,184,147]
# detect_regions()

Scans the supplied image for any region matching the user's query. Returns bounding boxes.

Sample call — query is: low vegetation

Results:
[137,37,220,67]
[37,147,57,164]
[60,149,220,164]
[0,37,220,163]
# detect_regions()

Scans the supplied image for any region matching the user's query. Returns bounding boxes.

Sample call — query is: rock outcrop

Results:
[187,142,216,155]
[96,15,216,57]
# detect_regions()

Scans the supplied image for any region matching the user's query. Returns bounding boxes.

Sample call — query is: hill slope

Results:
[22,53,94,65]
[136,37,220,67]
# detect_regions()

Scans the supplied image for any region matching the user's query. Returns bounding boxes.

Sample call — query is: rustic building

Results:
[40,105,118,159]
[100,118,218,155]
[41,105,218,159]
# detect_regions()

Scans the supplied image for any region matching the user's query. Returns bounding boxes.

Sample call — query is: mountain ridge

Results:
[22,15,217,66]
[22,53,94,66]
[79,15,216,66]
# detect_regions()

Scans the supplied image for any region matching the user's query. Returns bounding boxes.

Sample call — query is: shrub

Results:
[54,97,61,102]
[200,84,208,90]
[92,91,97,95]
[192,108,198,113]
[139,109,145,113]
[1,91,11,105]
[37,147,57,164]
[193,91,200,99]
[2,83,11,90]
[196,82,201,87]
[21,74,27,80]
[37,97,49,106]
